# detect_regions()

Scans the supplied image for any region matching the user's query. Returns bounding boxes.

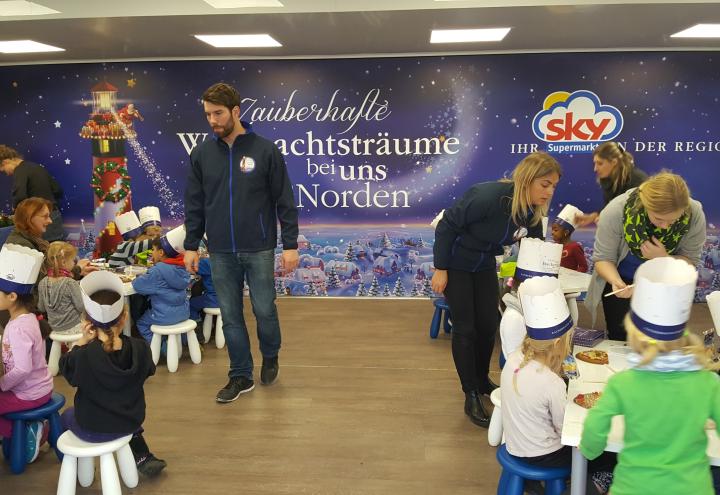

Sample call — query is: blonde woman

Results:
[432,152,561,427]
[581,257,720,495]
[576,141,648,227]
[501,276,614,495]
[586,172,706,340]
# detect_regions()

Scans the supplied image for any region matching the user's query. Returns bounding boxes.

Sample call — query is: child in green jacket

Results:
[581,257,720,495]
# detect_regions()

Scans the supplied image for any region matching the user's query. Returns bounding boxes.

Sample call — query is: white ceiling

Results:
[0,0,719,64]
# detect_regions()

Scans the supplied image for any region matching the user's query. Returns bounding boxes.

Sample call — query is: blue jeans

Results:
[209,250,281,379]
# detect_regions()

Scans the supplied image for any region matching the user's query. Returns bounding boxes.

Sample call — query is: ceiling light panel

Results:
[194,34,282,47]
[430,28,511,43]
[202,0,283,7]
[0,40,64,53]
[0,1,59,16]
[670,24,720,38]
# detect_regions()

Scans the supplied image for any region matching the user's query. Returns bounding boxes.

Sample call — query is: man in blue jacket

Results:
[184,82,299,404]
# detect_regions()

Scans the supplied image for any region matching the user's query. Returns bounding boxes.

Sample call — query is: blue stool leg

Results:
[442,310,451,334]
[10,419,26,474]
[497,469,509,494]
[545,478,567,495]
[505,473,525,495]
[47,412,64,461]
[429,307,442,338]
[2,435,10,460]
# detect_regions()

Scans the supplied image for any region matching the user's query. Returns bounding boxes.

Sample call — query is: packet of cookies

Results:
[562,354,579,379]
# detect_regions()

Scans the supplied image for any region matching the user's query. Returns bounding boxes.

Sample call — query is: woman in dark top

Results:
[575,141,647,227]
[432,152,562,427]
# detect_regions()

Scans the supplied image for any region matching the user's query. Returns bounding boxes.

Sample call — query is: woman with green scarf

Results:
[586,172,706,340]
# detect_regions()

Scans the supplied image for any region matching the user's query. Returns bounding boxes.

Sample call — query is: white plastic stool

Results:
[48,332,83,376]
[150,319,201,373]
[56,431,137,495]
[202,308,225,349]
[488,388,503,447]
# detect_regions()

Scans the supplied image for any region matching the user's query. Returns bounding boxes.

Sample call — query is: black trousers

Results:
[444,269,498,394]
[601,281,632,341]
[520,446,616,495]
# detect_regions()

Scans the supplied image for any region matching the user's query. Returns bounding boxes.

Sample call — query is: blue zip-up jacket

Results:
[184,122,299,253]
[197,257,217,307]
[131,261,190,325]
[433,181,543,272]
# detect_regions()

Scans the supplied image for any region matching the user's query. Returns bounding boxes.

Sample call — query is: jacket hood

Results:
[84,336,153,391]
[502,292,523,314]
[155,261,191,290]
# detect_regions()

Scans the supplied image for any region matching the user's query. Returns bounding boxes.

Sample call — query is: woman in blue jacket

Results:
[432,152,562,427]
[132,234,191,342]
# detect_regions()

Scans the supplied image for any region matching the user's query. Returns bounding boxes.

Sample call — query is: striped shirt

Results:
[109,239,152,268]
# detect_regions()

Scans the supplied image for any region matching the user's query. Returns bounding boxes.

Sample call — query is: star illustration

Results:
[127,78,137,88]
[64,158,71,165]
[53,120,62,128]
[425,166,433,173]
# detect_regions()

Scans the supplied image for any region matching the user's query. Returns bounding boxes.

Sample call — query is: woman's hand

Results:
[640,237,669,260]
[431,269,448,294]
[574,212,599,228]
[77,259,99,277]
[610,281,634,299]
[75,322,96,346]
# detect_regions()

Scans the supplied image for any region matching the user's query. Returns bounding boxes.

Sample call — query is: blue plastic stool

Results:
[1,392,66,474]
[499,352,506,370]
[429,298,452,338]
[496,444,571,495]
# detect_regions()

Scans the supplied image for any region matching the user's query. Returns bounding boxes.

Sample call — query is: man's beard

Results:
[213,120,235,138]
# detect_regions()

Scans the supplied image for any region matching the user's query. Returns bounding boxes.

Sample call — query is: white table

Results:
[561,340,720,495]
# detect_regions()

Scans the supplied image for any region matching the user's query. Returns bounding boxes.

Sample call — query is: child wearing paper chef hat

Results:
[0,244,53,465]
[580,257,720,495]
[551,204,588,273]
[138,206,162,238]
[58,270,167,478]
[131,225,191,343]
[499,237,562,360]
[109,211,157,269]
[500,276,615,495]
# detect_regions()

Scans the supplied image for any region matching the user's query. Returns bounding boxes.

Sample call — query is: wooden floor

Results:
[1,298,715,494]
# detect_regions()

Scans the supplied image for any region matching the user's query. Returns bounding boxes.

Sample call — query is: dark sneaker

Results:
[136,454,167,478]
[216,376,255,403]
[25,421,43,463]
[260,356,279,385]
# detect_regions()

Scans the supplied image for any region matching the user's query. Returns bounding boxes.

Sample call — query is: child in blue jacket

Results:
[189,257,217,321]
[131,227,190,342]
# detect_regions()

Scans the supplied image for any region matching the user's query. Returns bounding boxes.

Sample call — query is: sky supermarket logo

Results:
[532,90,623,153]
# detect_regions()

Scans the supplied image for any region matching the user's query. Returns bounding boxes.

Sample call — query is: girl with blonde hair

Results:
[581,257,720,495]
[38,241,84,337]
[432,152,562,426]
[502,276,614,495]
[576,141,648,227]
[586,171,706,340]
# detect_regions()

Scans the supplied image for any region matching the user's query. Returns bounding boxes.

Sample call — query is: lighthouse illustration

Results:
[79,81,138,258]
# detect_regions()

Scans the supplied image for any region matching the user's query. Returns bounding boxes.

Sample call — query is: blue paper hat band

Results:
[630,311,685,341]
[553,217,575,233]
[122,225,144,241]
[87,313,123,330]
[526,315,573,340]
[159,236,179,257]
[515,267,559,283]
[141,220,161,229]
[0,278,35,295]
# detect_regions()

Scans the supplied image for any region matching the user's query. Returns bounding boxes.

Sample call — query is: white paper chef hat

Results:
[159,225,186,257]
[707,291,720,336]
[630,257,697,341]
[115,211,143,240]
[553,204,583,233]
[515,237,562,283]
[0,244,44,295]
[138,206,162,229]
[519,276,573,340]
[80,271,125,326]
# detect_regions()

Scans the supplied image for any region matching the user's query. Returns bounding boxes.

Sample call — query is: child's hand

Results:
[76,322,97,346]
